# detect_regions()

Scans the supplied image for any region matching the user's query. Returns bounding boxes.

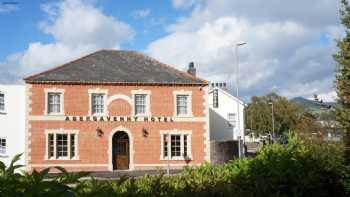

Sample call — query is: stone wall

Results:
[210,140,239,164]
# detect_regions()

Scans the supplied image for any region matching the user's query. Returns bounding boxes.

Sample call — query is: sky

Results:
[0,0,345,102]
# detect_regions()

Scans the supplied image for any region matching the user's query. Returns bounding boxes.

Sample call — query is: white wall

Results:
[208,88,245,141]
[0,85,26,168]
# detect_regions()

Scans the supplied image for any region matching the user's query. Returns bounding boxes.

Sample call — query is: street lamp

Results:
[268,102,275,138]
[235,42,247,157]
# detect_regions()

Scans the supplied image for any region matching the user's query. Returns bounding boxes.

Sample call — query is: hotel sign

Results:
[65,116,174,122]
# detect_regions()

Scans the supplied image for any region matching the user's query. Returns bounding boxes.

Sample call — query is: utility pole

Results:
[235,42,247,157]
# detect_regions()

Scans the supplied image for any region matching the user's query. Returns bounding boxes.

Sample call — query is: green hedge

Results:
[1,136,349,197]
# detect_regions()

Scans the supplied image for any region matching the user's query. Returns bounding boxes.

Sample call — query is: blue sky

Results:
[0,0,344,101]
[0,0,182,59]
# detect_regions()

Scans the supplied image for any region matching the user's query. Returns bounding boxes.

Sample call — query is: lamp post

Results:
[269,102,275,138]
[235,42,247,157]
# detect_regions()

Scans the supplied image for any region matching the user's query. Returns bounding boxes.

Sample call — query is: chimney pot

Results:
[187,62,196,76]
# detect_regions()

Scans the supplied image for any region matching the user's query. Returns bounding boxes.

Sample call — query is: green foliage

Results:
[334,0,350,163]
[245,92,304,135]
[1,139,349,196]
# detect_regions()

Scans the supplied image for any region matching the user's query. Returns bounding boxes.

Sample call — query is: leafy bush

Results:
[0,136,349,197]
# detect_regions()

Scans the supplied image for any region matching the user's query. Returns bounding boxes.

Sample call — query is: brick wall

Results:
[27,83,208,172]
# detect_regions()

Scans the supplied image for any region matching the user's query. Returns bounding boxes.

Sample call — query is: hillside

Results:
[291,97,336,115]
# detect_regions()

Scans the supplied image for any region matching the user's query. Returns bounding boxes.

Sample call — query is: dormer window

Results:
[0,93,4,112]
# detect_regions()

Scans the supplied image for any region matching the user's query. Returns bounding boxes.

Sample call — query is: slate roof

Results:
[24,50,207,85]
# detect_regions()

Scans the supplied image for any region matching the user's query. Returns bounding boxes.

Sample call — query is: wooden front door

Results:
[112,132,129,170]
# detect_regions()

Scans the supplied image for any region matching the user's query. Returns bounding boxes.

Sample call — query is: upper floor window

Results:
[213,89,219,108]
[228,113,236,127]
[173,90,192,117]
[228,113,236,121]
[48,93,62,114]
[88,88,108,116]
[91,93,105,114]
[45,88,64,115]
[0,137,6,155]
[131,89,151,116]
[0,93,4,112]
[135,94,146,115]
[176,95,189,115]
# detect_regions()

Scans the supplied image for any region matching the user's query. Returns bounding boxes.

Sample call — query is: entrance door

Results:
[112,132,129,170]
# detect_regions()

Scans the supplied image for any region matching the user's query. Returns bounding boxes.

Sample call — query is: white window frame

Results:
[88,88,108,116]
[45,129,79,160]
[44,88,65,115]
[228,113,236,128]
[173,90,192,117]
[160,130,192,161]
[0,91,5,113]
[228,113,236,122]
[0,137,6,155]
[131,89,151,116]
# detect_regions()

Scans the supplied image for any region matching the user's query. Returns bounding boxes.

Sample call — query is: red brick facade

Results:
[26,83,209,172]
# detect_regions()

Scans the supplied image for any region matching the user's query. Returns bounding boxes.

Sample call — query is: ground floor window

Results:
[46,130,78,160]
[0,137,6,155]
[161,130,192,160]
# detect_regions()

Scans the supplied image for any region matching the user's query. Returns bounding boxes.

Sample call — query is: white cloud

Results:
[147,0,342,101]
[0,3,19,13]
[132,9,151,19]
[171,0,202,9]
[0,0,134,82]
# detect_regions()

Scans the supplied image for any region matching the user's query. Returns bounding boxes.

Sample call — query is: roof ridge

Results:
[23,50,105,81]
[131,51,208,84]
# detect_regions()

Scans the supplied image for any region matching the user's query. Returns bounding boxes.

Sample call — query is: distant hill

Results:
[291,97,337,115]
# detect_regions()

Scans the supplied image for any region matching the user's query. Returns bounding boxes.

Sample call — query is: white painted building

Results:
[208,85,245,141]
[0,85,26,167]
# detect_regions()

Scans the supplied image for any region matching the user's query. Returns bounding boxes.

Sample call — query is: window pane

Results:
[0,138,6,154]
[0,93,4,111]
[184,135,188,157]
[228,113,236,121]
[48,134,54,158]
[176,95,188,115]
[56,134,68,158]
[92,94,104,114]
[171,135,181,157]
[70,134,75,158]
[163,134,168,158]
[48,93,61,113]
[135,94,146,115]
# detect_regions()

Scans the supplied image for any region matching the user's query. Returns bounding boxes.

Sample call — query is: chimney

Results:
[187,62,196,77]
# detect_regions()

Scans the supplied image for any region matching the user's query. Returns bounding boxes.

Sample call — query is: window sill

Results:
[0,154,9,158]
[46,113,65,116]
[134,114,151,117]
[160,156,192,161]
[45,157,80,161]
[90,113,107,117]
[0,111,7,115]
[174,114,193,118]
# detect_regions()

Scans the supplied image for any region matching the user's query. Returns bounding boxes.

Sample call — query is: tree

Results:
[334,0,350,163]
[245,92,304,136]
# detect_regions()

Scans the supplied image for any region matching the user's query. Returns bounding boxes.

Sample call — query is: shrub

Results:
[0,135,349,197]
